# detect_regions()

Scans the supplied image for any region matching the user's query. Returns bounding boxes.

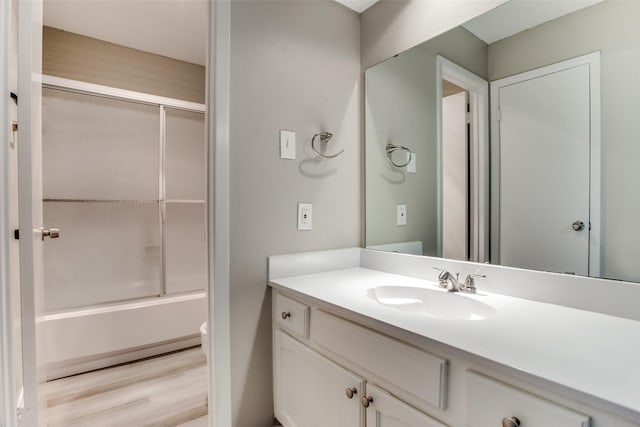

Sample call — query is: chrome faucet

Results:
[433,268,485,294]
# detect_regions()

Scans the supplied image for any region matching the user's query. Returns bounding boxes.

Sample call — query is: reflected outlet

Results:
[397,204,407,226]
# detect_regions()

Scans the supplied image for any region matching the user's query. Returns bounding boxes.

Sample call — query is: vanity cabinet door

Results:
[466,371,590,427]
[363,383,448,427]
[274,330,363,427]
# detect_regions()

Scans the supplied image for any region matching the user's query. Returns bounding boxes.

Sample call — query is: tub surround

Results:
[268,248,640,424]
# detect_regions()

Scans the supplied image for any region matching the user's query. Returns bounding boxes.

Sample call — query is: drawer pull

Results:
[502,416,521,427]
[281,311,291,320]
[361,395,373,408]
[345,387,357,399]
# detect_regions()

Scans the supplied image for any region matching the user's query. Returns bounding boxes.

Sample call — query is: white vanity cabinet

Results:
[363,383,447,427]
[273,292,449,427]
[272,288,640,427]
[465,371,590,427]
[274,330,363,427]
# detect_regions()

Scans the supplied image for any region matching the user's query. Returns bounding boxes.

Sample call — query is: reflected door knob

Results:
[345,387,357,399]
[502,416,521,427]
[40,227,60,241]
[572,220,585,231]
[361,395,373,408]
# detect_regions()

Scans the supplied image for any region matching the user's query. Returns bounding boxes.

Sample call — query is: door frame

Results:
[436,56,490,262]
[490,51,601,276]
[1,0,17,424]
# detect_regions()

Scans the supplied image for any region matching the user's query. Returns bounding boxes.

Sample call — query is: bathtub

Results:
[41,292,207,380]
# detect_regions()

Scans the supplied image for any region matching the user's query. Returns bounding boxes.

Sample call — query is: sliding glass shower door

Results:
[42,86,206,313]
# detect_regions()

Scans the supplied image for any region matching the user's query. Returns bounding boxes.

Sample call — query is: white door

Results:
[442,90,468,261]
[363,383,447,427]
[17,0,45,425]
[274,330,362,427]
[492,54,599,276]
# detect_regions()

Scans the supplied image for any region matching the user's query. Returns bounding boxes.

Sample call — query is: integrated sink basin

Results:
[369,285,497,320]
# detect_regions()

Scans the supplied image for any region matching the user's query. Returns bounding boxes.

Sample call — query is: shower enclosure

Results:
[40,76,207,379]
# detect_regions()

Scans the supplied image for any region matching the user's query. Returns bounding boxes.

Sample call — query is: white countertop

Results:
[269,267,640,420]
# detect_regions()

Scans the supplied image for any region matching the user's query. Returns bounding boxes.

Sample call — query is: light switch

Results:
[397,204,407,226]
[297,203,312,230]
[280,130,296,160]
[407,152,416,173]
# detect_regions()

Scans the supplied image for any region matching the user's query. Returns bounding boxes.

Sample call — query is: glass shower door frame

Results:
[42,75,206,310]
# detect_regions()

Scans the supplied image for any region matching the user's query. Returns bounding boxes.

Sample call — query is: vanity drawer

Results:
[466,371,590,427]
[274,293,309,338]
[311,310,448,410]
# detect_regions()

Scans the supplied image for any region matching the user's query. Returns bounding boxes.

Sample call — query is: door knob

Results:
[40,228,60,241]
[572,220,585,231]
[361,395,373,408]
[345,387,357,399]
[502,416,521,427]
[281,311,291,320]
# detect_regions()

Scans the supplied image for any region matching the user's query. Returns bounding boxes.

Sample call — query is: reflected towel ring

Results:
[386,143,412,168]
[312,132,344,159]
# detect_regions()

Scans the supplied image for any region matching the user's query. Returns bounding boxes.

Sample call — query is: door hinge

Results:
[497,106,502,122]
[465,112,472,124]
[10,121,18,148]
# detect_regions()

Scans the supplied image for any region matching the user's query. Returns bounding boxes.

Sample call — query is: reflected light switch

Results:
[280,129,296,160]
[407,152,416,173]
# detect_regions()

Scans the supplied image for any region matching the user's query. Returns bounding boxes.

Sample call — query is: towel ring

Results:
[312,132,344,159]
[386,143,412,168]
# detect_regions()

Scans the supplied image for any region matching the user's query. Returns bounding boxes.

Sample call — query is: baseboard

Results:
[45,334,201,381]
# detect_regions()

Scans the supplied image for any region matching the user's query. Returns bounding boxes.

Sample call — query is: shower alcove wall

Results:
[41,76,207,380]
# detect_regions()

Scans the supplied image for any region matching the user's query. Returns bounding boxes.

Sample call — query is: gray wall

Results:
[360,0,505,69]
[228,1,360,425]
[365,27,487,255]
[488,0,640,282]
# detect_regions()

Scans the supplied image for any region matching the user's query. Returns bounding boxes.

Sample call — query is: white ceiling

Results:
[43,0,208,66]
[44,0,596,66]
[43,0,379,66]
[463,0,604,44]
[334,0,380,13]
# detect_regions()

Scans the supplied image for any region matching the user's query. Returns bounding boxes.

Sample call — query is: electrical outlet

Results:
[397,204,407,226]
[297,203,312,230]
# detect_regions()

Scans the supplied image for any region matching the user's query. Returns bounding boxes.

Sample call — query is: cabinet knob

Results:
[345,387,357,399]
[281,311,291,320]
[502,416,521,427]
[361,395,373,408]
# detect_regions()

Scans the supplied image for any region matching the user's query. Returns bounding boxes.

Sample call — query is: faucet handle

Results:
[432,267,450,288]
[464,274,485,293]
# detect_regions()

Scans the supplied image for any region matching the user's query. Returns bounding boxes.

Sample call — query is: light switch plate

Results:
[397,204,407,226]
[280,130,296,160]
[297,203,312,230]
[407,152,416,173]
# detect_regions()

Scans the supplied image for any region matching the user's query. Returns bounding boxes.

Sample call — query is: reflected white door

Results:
[493,58,597,275]
[442,91,468,261]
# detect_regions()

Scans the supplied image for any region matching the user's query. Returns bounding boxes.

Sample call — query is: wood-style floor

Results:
[45,347,208,427]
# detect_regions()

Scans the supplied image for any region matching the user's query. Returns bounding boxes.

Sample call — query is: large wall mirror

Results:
[365,0,640,283]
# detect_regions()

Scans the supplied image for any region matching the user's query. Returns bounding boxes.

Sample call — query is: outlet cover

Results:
[297,203,312,230]
[280,130,296,160]
[397,204,407,226]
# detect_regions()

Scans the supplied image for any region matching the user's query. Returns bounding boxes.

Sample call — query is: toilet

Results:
[200,321,208,362]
